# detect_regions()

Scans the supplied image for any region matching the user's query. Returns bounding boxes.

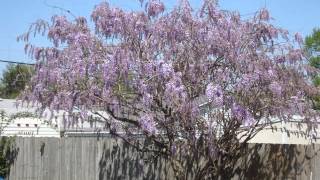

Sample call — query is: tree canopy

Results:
[18,0,319,179]
[0,64,33,99]
[305,28,320,109]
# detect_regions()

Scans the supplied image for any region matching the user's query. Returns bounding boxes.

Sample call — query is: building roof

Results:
[0,98,35,116]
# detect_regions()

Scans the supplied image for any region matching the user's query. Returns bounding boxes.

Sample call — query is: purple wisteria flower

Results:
[164,73,187,105]
[231,103,254,126]
[269,81,282,97]
[142,93,153,107]
[258,8,270,21]
[287,49,303,62]
[147,0,165,17]
[237,73,259,91]
[295,33,303,44]
[206,83,224,107]
[139,114,157,135]
[267,69,276,79]
[159,62,173,78]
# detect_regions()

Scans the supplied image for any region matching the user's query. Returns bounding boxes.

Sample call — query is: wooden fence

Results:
[7,137,320,180]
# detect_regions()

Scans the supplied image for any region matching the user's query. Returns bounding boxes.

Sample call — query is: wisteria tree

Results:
[18,0,319,179]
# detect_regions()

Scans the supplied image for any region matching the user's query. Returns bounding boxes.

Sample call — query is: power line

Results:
[0,59,35,66]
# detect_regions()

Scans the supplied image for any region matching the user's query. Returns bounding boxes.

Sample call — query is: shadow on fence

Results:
[233,144,320,179]
[98,139,172,180]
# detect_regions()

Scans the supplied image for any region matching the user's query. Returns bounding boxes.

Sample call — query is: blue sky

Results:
[0,0,320,75]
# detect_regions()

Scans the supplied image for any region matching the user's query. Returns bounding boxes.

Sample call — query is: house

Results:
[1,117,60,137]
[0,98,106,137]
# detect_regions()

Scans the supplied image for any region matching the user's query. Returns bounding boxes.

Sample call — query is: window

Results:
[17,124,21,127]
[26,124,29,127]
[34,124,38,127]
